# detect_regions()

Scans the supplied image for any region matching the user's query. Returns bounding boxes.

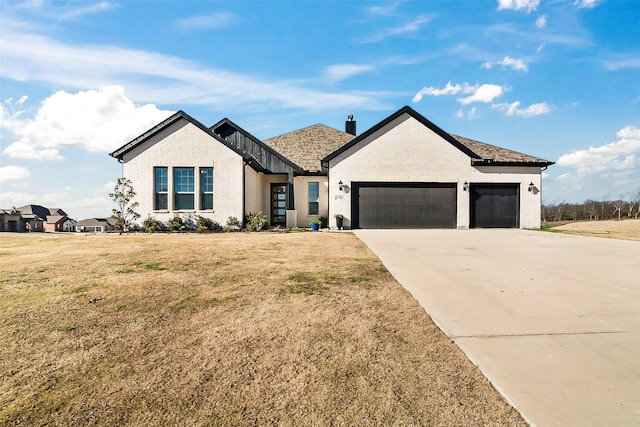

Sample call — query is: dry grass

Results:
[550,219,640,241]
[0,232,525,426]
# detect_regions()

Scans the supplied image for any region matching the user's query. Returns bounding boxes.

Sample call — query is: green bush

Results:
[196,216,220,232]
[223,216,242,232]
[142,216,164,232]
[245,211,268,231]
[167,215,184,231]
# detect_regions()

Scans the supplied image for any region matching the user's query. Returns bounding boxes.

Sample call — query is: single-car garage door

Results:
[352,182,456,229]
[470,184,519,228]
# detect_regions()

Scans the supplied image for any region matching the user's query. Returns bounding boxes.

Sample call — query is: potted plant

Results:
[334,213,344,230]
[309,219,321,231]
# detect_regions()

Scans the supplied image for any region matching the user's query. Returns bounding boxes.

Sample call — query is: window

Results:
[200,167,213,210]
[308,182,319,215]
[154,167,168,210]
[174,167,195,210]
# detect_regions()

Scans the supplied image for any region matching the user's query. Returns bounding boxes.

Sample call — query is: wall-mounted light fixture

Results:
[463,181,469,192]
[338,180,344,191]
[528,182,539,194]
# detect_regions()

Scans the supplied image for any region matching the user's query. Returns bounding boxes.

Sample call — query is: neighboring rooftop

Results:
[265,124,355,172]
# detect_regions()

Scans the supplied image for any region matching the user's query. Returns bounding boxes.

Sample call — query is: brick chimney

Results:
[345,115,356,136]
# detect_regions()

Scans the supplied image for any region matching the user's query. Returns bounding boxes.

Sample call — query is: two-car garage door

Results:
[351,182,520,229]
[351,182,457,229]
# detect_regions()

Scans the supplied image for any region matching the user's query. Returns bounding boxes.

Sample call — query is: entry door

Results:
[271,184,287,227]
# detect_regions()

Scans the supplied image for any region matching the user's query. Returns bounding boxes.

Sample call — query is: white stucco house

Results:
[110,106,553,230]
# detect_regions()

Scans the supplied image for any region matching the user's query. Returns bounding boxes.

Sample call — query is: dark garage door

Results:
[470,184,519,228]
[352,182,456,229]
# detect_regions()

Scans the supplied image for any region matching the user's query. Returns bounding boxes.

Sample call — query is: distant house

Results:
[76,218,115,233]
[0,205,73,233]
[110,106,553,229]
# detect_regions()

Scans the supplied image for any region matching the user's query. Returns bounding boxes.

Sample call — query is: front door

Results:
[271,183,287,227]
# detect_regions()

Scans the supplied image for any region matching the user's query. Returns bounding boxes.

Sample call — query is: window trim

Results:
[200,167,213,210]
[173,167,195,210]
[308,181,319,215]
[154,167,169,211]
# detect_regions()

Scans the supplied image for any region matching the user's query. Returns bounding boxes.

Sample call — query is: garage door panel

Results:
[353,183,456,229]
[471,184,519,228]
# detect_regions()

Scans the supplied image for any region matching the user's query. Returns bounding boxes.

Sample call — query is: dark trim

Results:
[323,106,479,166]
[472,159,554,167]
[110,111,230,160]
[211,118,303,173]
[322,105,554,168]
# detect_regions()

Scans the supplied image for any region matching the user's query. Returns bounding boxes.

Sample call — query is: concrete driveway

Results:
[355,229,640,427]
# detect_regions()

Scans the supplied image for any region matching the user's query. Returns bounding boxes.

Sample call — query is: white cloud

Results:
[413,81,462,102]
[455,108,478,120]
[556,125,640,176]
[414,82,505,105]
[492,101,550,117]
[364,2,402,16]
[324,64,375,82]
[458,84,504,105]
[497,0,540,13]
[599,53,640,71]
[176,13,239,30]
[358,14,435,43]
[0,31,390,111]
[574,0,599,8]
[536,14,547,28]
[0,165,31,183]
[1,86,174,160]
[482,56,528,71]
[12,0,116,21]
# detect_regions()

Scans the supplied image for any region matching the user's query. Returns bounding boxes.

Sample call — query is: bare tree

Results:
[584,200,599,220]
[612,199,625,220]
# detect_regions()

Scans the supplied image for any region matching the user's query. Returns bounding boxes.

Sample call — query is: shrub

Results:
[143,216,164,233]
[167,215,184,231]
[196,216,220,232]
[319,216,328,228]
[223,216,242,232]
[245,211,268,231]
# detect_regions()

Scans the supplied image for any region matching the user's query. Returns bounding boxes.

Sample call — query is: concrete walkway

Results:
[355,229,640,427]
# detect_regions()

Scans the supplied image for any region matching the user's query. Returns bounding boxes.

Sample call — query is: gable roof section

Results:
[323,106,553,167]
[211,118,302,174]
[265,124,355,173]
[110,111,216,160]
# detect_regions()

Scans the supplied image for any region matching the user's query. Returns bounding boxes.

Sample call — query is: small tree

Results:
[109,178,140,232]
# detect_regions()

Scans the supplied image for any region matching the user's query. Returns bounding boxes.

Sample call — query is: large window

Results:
[174,167,195,210]
[200,167,213,210]
[308,182,319,215]
[154,167,168,210]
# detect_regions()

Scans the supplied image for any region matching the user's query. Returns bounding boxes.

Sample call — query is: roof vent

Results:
[345,115,356,136]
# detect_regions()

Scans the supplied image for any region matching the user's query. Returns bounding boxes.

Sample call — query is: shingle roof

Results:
[449,134,553,165]
[265,124,355,172]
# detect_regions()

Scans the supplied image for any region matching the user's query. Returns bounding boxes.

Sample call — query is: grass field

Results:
[546,219,640,241]
[0,231,525,426]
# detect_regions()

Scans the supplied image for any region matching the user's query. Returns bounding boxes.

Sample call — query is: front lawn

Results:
[0,232,524,426]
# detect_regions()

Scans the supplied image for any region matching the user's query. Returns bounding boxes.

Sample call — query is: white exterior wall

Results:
[327,114,543,229]
[122,119,245,226]
[293,176,329,227]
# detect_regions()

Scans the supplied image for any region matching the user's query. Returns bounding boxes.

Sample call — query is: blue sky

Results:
[1,0,638,220]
